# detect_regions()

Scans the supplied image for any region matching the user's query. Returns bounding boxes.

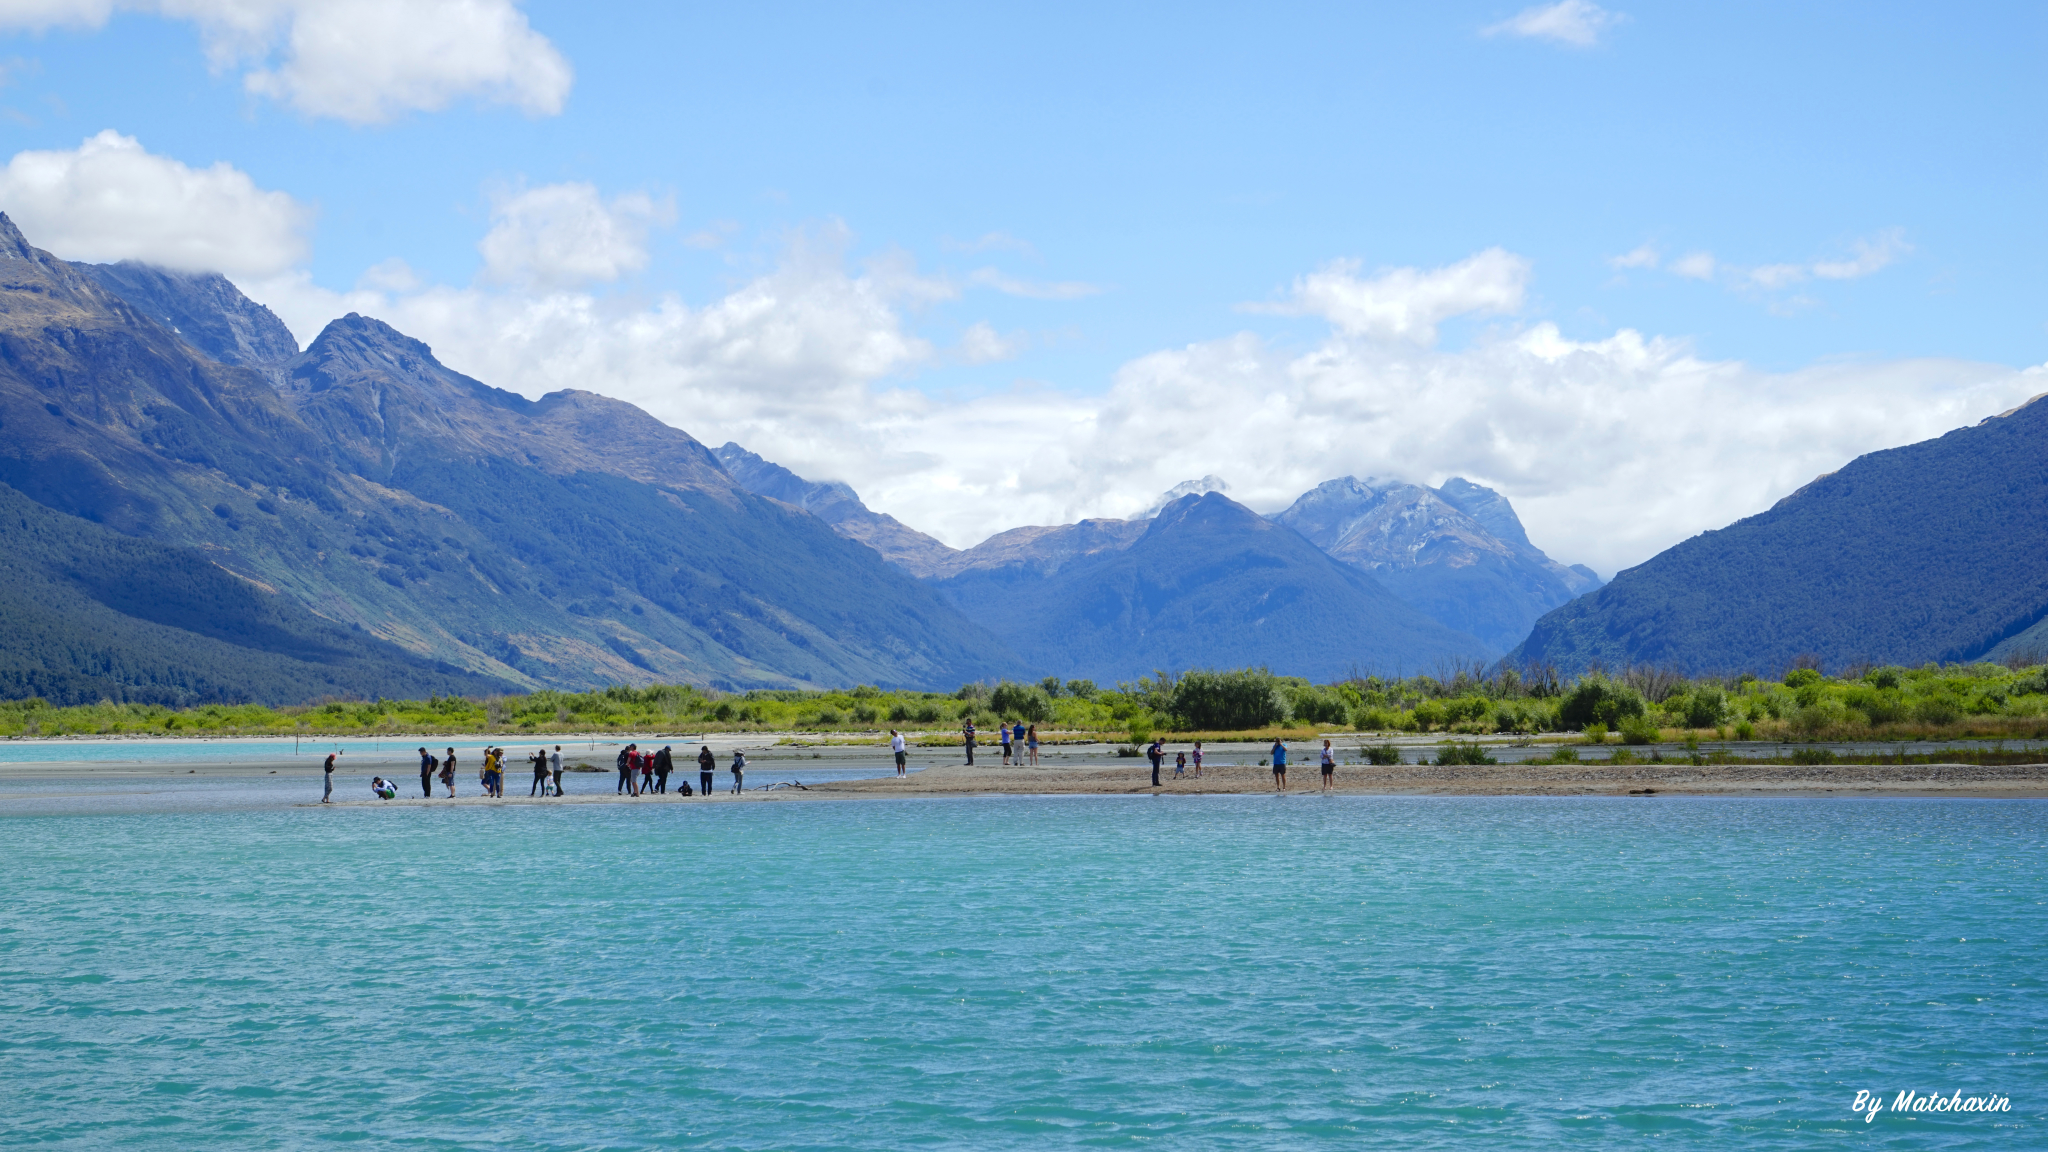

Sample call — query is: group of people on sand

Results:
[1140,737,1340,793]
[957,719,1041,767]
[613,743,746,796]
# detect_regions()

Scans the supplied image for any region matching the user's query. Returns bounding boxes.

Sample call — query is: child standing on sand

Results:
[1191,742,1203,778]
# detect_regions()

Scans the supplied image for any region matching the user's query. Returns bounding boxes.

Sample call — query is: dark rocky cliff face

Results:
[0,213,1018,695]
[714,441,959,575]
[80,261,300,367]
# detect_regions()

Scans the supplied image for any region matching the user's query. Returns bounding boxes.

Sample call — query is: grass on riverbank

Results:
[4,661,2046,748]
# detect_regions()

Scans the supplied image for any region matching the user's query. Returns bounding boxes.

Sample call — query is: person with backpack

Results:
[639,749,655,795]
[729,749,746,794]
[697,745,715,796]
[654,746,673,794]
[418,747,435,798]
[616,745,635,795]
[530,747,550,796]
[1147,737,1164,787]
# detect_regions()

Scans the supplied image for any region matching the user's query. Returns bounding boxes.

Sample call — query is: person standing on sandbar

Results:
[1270,739,1288,792]
[729,749,746,794]
[418,747,435,799]
[441,748,457,798]
[698,745,715,796]
[321,750,342,803]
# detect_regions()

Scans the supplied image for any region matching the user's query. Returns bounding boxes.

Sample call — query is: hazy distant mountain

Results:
[931,492,1490,682]
[1510,393,2048,674]
[1138,475,1229,518]
[1272,476,1599,653]
[0,212,1018,698]
[713,442,959,575]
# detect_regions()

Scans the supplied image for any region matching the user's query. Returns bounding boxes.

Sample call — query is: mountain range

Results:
[717,446,1602,661]
[0,212,1016,700]
[1510,391,2048,675]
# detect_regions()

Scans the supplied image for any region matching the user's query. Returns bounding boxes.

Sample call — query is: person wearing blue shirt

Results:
[1270,740,1288,792]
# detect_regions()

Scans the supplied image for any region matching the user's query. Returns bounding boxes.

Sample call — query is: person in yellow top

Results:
[482,748,502,798]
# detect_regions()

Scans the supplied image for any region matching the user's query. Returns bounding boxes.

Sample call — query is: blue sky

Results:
[1,1,2043,570]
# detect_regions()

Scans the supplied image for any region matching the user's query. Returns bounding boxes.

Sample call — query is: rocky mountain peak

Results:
[80,261,299,368]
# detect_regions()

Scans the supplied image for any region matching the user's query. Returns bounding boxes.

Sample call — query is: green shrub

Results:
[813,707,843,727]
[1734,720,1756,740]
[989,681,1052,723]
[1557,676,1645,730]
[1287,687,1351,726]
[1784,668,1823,688]
[1789,746,1837,765]
[1545,745,1580,764]
[1362,743,1402,765]
[1064,679,1098,700]
[1866,666,1905,690]
[1169,669,1284,729]
[1128,713,1154,745]
[1441,696,1491,725]
[1618,714,1659,745]
[912,702,942,724]
[1681,687,1728,729]
[1913,696,1961,726]
[1583,722,1608,745]
[1354,707,1398,731]
[1411,700,1448,730]
[1844,688,1907,725]
[851,704,878,725]
[887,704,910,722]
[1434,741,1497,766]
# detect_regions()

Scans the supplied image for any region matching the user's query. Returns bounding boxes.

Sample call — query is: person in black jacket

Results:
[616,745,635,794]
[698,745,715,796]
[653,745,673,794]
[418,747,435,798]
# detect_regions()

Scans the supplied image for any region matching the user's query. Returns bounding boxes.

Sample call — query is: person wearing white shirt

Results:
[890,729,908,777]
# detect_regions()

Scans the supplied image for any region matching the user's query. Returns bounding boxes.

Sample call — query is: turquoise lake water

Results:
[2,795,2041,1148]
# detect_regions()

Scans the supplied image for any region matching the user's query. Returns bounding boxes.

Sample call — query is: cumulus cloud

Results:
[0,0,571,123]
[0,129,308,274]
[956,321,1023,364]
[478,182,673,288]
[1668,250,1717,280]
[234,233,2037,579]
[1607,243,1659,270]
[966,267,1102,300]
[1248,247,1529,344]
[1482,0,1624,47]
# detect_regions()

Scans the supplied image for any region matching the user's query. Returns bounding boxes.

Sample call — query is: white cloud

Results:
[1607,243,1659,270]
[1811,227,1910,280]
[957,321,1022,364]
[1249,247,1529,344]
[1667,251,1717,280]
[227,225,2036,580]
[0,0,571,123]
[478,182,673,288]
[967,267,1102,300]
[1482,0,1624,47]
[0,129,308,274]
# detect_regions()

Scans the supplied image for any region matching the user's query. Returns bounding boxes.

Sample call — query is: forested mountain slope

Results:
[1510,392,2048,674]
[0,212,1017,696]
